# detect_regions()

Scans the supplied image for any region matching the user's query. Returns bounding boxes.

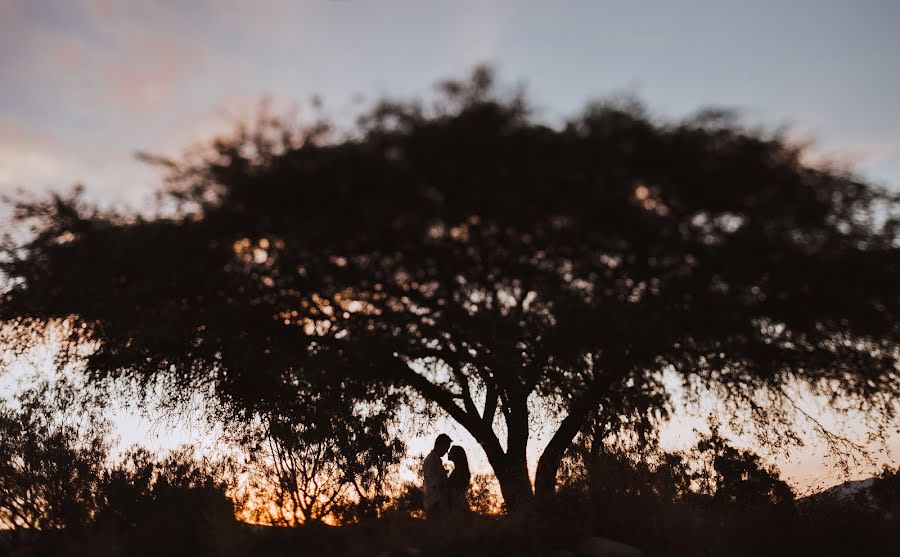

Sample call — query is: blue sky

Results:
[2,0,899,206]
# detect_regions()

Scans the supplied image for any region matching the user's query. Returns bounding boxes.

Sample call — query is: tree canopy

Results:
[2,68,898,511]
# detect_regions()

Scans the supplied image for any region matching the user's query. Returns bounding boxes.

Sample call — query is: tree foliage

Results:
[0,383,108,531]
[242,403,404,525]
[696,428,794,508]
[2,67,898,511]
[97,445,234,530]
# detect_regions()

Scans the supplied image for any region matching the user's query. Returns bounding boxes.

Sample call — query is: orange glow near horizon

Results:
[1,319,897,520]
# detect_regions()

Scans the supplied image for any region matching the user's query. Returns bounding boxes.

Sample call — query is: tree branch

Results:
[394,358,504,456]
[483,382,498,426]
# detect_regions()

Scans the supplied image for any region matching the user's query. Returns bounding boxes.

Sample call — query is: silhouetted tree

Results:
[0,377,235,541]
[869,465,899,515]
[2,67,898,511]
[0,383,108,531]
[696,428,795,508]
[467,473,504,515]
[96,445,234,530]
[246,417,349,525]
[384,481,425,518]
[241,386,403,525]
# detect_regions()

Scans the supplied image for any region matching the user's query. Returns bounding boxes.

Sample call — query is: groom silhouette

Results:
[422,433,452,518]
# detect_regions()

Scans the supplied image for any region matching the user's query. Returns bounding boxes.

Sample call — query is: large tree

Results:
[2,69,898,511]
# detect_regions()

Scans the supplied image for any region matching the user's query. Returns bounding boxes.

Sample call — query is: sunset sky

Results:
[2,0,899,492]
[2,0,899,204]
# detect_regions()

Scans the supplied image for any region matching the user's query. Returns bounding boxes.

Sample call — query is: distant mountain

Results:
[800,471,898,517]
[815,477,875,502]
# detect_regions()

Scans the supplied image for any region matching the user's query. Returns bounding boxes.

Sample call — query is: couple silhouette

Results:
[422,433,471,519]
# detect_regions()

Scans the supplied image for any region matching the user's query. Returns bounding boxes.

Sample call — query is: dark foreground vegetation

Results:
[1,381,898,556]
[1,451,897,556]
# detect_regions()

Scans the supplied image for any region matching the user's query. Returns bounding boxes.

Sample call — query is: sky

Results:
[1,0,899,491]
[2,0,900,205]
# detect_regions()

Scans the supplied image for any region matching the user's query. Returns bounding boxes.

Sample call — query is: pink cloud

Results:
[42,33,91,74]
[0,120,65,189]
[100,37,203,112]
[86,0,125,26]
[0,1,14,20]
[155,94,266,154]
[0,119,160,204]
[805,140,900,174]
[787,130,900,175]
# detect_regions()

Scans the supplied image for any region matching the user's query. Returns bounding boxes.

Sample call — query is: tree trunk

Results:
[491,454,534,513]
[534,394,596,500]
[534,446,564,500]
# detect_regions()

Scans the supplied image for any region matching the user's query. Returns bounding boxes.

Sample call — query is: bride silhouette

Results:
[446,445,471,514]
